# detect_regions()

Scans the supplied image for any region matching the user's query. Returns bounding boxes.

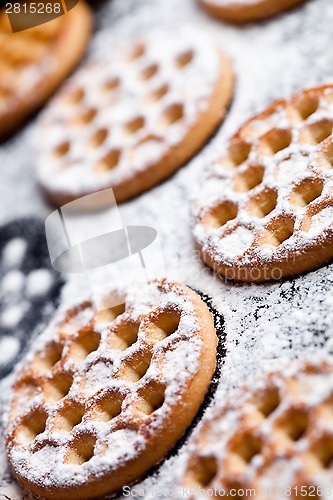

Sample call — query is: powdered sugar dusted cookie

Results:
[35,28,233,206]
[198,0,307,23]
[0,2,92,139]
[4,279,217,499]
[193,85,333,282]
[180,357,333,498]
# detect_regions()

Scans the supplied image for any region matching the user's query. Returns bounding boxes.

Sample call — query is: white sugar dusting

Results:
[2,280,206,493]
[217,226,254,259]
[1,0,333,497]
[36,26,222,197]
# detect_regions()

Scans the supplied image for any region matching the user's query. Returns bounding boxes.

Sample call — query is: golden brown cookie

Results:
[193,85,333,283]
[0,1,92,139]
[198,0,307,24]
[4,279,217,499]
[180,357,333,499]
[34,27,233,206]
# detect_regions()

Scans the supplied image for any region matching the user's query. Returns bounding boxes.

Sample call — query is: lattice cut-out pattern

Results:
[4,280,217,499]
[194,85,333,282]
[35,28,233,205]
[181,359,333,498]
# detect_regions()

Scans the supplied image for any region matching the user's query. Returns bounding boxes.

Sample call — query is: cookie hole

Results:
[202,201,238,229]
[95,303,126,324]
[95,149,121,172]
[89,129,108,149]
[15,409,48,446]
[256,386,281,417]
[161,103,184,127]
[302,119,333,145]
[69,330,100,361]
[54,141,70,158]
[247,189,278,218]
[94,391,125,421]
[102,77,120,93]
[118,350,152,382]
[146,309,181,343]
[67,87,85,105]
[140,63,159,81]
[292,94,319,121]
[276,409,309,442]
[259,129,292,156]
[33,342,64,374]
[66,433,96,465]
[229,432,262,471]
[228,140,252,167]
[316,142,333,171]
[76,108,97,127]
[290,178,323,207]
[184,455,218,487]
[261,216,295,247]
[310,436,333,469]
[127,43,145,61]
[55,403,85,433]
[44,373,73,403]
[109,320,140,351]
[234,165,265,193]
[148,84,169,102]
[124,116,145,135]
[134,381,166,415]
[175,49,194,69]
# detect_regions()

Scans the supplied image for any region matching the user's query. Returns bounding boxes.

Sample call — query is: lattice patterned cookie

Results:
[34,28,233,206]
[193,85,333,283]
[4,279,217,499]
[0,1,92,139]
[180,357,333,499]
[198,0,307,23]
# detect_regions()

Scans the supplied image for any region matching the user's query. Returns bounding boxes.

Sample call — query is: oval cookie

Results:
[193,85,333,282]
[4,279,217,499]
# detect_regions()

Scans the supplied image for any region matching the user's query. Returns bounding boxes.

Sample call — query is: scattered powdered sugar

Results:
[36,26,222,197]
[25,269,53,298]
[1,238,27,268]
[217,226,254,259]
[2,280,207,494]
[1,0,333,497]
[307,206,333,236]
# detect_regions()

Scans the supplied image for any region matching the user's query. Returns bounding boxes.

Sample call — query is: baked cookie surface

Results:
[198,0,307,23]
[4,279,217,499]
[180,357,333,499]
[193,85,333,282]
[35,28,233,206]
[0,1,92,139]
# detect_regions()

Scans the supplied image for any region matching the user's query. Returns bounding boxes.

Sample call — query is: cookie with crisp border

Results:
[34,27,233,206]
[180,357,333,499]
[4,279,217,499]
[0,1,92,139]
[198,0,307,24]
[193,85,333,283]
